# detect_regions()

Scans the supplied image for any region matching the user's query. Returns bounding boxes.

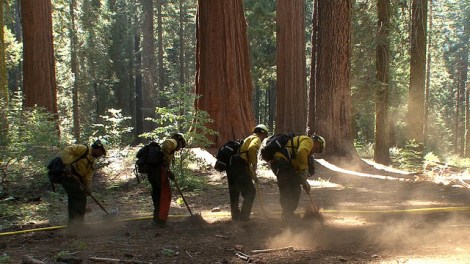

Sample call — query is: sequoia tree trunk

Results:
[312,0,356,157]
[374,0,391,165]
[275,0,307,134]
[407,0,427,147]
[141,0,156,133]
[195,0,256,147]
[21,0,58,116]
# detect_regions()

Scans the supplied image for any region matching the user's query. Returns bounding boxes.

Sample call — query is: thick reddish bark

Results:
[374,0,391,164]
[407,0,427,145]
[275,0,307,134]
[21,0,58,115]
[312,0,356,157]
[195,0,256,147]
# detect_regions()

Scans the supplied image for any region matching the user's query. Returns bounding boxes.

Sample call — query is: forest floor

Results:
[2,148,470,263]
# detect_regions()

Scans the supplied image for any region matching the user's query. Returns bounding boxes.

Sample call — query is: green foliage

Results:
[141,88,215,191]
[355,141,374,159]
[3,27,22,70]
[0,253,11,263]
[394,140,424,171]
[92,108,134,147]
[0,93,62,194]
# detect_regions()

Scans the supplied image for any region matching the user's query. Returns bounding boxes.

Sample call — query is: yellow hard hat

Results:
[311,134,325,153]
[93,138,109,155]
[253,124,269,134]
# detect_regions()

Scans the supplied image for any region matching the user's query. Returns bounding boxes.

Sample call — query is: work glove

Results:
[83,186,92,195]
[298,170,309,182]
[249,168,258,183]
[302,181,311,194]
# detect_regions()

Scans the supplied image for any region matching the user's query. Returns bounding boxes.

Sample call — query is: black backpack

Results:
[214,139,244,172]
[47,145,89,191]
[135,141,164,178]
[260,133,296,162]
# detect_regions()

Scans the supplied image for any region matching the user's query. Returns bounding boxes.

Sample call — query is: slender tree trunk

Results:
[455,70,461,155]
[307,0,319,134]
[374,0,391,165]
[269,79,276,131]
[135,34,143,138]
[424,0,433,147]
[141,0,156,133]
[313,0,356,157]
[0,0,6,103]
[195,0,256,146]
[466,82,470,157]
[276,0,307,134]
[460,21,469,157]
[407,0,427,147]
[21,0,58,117]
[156,0,165,106]
[179,0,185,87]
[0,0,7,131]
[70,0,80,141]
[10,3,22,94]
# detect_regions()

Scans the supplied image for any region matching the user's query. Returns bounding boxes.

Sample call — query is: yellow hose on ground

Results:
[2,206,470,237]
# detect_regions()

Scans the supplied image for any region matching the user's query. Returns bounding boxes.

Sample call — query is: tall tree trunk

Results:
[424,0,433,147]
[141,0,156,133]
[21,0,58,117]
[0,0,7,131]
[374,0,391,165]
[0,0,6,103]
[460,20,469,157]
[307,0,319,133]
[179,0,185,87]
[135,33,144,139]
[156,0,165,106]
[313,0,356,157]
[195,0,256,147]
[275,0,307,134]
[466,82,470,157]
[407,0,427,147]
[70,0,80,141]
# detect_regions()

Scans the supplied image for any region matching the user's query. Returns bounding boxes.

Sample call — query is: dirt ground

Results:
[2,149,470,263]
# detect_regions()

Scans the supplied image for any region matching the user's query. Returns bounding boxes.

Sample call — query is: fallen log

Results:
[235,251,250,261]
[88,256,152,264]
[251,246,294,254]
[21,255,45,264]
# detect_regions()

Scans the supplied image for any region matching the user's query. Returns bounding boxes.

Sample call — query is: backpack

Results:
[47,145,89,191]
[260,133,296,162]
[135,141,164,179]
[214,139,244,172]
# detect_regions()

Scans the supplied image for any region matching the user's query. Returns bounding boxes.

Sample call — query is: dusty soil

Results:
[2,149,470,263]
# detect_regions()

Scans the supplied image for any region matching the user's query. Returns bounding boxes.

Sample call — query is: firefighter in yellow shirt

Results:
[148,133,186,227]
[270,134,325,220]
[226,124,269,221]
[59,139,108,227]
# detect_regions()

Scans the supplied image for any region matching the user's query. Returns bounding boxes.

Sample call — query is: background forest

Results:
[0,0,469,195]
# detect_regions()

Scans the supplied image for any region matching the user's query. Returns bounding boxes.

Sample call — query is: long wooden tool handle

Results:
[76,180,109,214]
[173,178,193,216]
[308,192,320,212]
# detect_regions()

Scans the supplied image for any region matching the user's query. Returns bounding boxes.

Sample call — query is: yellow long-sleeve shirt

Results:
[161,138,179,167]
[59,144,95,187]
[239,134,262,173]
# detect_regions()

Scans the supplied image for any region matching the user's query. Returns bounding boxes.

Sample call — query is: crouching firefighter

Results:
[269,134,325,221]
[148,133,186,227]
[226,124,269,221]
[59,139,108,227]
